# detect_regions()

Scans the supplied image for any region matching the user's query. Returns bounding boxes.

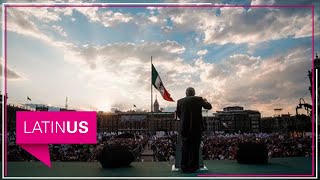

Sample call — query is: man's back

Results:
[175,87,212,173]
[177,96,212,137]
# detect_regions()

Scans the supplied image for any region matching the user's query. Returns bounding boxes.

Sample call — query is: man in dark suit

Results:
[176,87,212,173]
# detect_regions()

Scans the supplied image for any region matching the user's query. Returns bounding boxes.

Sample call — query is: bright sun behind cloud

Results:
[96,102,111,112]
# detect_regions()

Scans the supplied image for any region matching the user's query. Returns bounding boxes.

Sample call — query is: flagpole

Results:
[150,56,153,135]
[151,56,153,113]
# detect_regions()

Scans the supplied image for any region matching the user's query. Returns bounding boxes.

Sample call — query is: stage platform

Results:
[5,157,313,177]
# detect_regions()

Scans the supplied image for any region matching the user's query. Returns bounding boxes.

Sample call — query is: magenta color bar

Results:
[3,3,316,178]
[4,5,8,177]
[198,174,313,177]
[311,5,315,178]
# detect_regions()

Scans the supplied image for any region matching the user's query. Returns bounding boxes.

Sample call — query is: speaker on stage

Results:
[236,142,268,164]
[99,145,135,168]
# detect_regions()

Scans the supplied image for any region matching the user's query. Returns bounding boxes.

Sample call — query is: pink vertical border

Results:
[311,5,315,178]
[2,3,316,178]
[4,4,8,177]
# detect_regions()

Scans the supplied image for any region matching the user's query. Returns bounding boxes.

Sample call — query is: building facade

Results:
[207,106,261,133]
[260,114,311,133]
[97,112,179,133]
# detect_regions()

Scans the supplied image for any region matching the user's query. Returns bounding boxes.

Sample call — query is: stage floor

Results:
[5,157,313,177]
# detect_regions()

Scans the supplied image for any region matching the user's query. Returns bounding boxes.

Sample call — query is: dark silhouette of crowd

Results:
[7,131,147,162]
[152,133,312,161]
[202,133,312,160]
[151,136,176,161]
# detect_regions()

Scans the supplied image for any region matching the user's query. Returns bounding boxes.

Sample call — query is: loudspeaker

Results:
[236,142,268,164]
[99,145,135,168]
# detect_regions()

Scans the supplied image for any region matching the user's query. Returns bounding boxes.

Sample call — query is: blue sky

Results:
[2,0,320,116]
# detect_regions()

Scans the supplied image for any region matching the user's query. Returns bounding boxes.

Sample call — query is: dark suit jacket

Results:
[176,96,212,138]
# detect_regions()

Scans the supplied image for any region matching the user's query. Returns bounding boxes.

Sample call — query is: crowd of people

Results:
[8,144,98,161]
[5,131,313,162]
[202,132,312,160]
[151,135,176,161]
[7,131,147,162]
[151,132,312,161]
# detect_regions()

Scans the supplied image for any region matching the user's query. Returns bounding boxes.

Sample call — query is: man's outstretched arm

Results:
[202,98,212,110]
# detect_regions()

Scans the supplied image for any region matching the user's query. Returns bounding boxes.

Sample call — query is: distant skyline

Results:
[2,0,320,116]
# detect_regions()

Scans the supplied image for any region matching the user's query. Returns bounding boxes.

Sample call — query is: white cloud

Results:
[161,26,173,33]
[53,8,73,16]
[75,8,133,27]
[0,63,23,80]
[150,6,317,45]
[10,5,315,46]
[148,16,159,23]
[52,25,68,37]
[197,49,208,56]
[65,40,185,66]
[251,0,275,5]
[7,9,52,42]
[12,7,62,23]
[198,48,312,116]
[75,7,99,22]
[7,8,73,48]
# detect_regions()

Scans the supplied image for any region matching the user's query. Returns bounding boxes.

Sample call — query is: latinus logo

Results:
[23,120,89,134]
[16,111,97,167]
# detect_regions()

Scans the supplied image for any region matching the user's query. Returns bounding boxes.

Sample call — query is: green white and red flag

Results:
[152,64,174,102]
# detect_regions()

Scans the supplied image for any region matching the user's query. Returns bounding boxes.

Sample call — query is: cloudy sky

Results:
[2,0,320,116]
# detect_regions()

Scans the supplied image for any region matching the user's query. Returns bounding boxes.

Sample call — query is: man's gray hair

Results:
[186,87,195,96]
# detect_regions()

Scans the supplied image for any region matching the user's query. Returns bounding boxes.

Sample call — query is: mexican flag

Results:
[152,64,174,102]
